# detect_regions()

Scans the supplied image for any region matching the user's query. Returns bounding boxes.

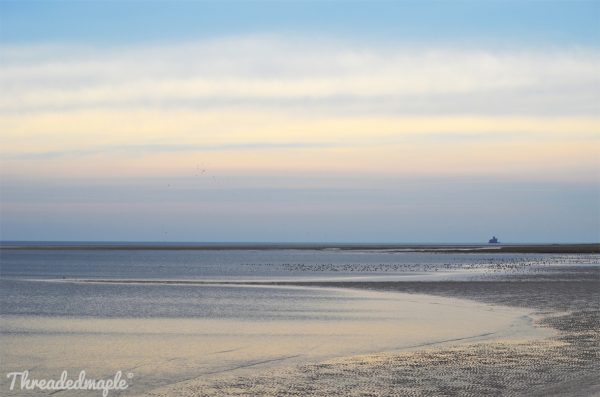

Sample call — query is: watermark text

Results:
[6,370,131,396]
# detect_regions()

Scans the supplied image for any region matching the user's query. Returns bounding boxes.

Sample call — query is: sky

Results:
[0,1,599,243]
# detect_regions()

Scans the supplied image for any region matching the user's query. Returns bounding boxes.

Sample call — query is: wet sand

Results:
[142,265,599,397]
[1,285,544,396]
[2,252,597,396]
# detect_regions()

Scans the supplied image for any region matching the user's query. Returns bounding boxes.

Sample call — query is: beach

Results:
[138,256,599,396]
[0,246,598,396]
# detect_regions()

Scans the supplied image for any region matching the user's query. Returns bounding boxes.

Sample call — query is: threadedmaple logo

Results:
[6,370,132,396]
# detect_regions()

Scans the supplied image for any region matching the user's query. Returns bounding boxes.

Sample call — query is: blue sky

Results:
[1,1,599,243]
[2,1,599,46]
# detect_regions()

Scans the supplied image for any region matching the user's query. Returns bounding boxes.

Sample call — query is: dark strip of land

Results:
[1,243,598,253]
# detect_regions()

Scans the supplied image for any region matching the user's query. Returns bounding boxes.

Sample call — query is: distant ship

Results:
[488,236,499,244]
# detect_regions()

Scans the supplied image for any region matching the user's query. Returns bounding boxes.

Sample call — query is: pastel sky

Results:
[1,1,599,243]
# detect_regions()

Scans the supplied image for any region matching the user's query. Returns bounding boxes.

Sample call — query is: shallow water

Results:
[0,249,576,396]
[3,248,595,281]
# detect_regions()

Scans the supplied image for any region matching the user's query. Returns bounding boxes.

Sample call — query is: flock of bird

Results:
[239,254,600,275]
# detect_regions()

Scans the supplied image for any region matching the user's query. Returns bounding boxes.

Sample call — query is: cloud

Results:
[2,107,598,158]
[1,37,598,185]
[8,141,336,160]
[1,37,599,115]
